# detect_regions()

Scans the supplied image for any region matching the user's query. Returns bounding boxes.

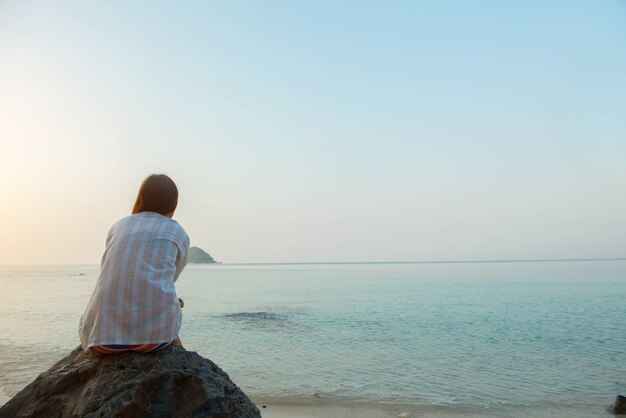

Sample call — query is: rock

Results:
[614,395,626,415]
[0,345,261,418]
[188,247,216,264]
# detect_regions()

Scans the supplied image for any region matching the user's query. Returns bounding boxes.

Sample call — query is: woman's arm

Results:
[174,234,190,282]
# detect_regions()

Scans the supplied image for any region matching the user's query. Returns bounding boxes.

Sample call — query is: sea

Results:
[0,260,625,417]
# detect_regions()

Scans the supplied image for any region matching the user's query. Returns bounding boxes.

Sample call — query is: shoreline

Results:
[250,396,468,418]
[251,396,500,418]
[250,396,613,418]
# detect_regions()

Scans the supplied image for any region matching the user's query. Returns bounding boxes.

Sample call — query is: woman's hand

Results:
[178,298,185,308]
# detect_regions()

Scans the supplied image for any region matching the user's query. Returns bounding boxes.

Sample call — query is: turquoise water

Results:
[1,261,625,416]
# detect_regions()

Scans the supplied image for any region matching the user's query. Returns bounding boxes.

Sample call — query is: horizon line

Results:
[1,257,625,267]
[219,257,626,266]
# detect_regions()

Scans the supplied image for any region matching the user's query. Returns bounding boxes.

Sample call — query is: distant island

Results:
[188,246,217,264]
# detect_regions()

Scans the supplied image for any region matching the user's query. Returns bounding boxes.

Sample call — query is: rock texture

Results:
[614,395,626,415]
[0,346,260,418]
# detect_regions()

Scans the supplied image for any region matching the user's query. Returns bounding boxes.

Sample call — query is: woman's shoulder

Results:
[144,213,189,243]
[110,213,188,243]
[108,215,131,234]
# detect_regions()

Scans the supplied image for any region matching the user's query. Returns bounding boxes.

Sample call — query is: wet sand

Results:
[251,397,503,418]
[251,396,605,418]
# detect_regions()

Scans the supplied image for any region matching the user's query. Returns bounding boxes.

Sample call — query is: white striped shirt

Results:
[79,212,190,351]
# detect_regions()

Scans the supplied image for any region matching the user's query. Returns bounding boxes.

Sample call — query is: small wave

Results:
[218,311,313,334]
[222,311,288,321]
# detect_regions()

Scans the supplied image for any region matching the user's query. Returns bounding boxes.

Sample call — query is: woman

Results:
[79,174,190,353]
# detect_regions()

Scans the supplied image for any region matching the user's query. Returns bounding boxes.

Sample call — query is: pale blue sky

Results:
[0,1,625,263]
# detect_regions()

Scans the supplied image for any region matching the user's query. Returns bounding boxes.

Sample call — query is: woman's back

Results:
[79,212,189,351]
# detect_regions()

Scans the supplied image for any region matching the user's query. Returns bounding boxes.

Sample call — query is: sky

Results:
[0,1,625,264]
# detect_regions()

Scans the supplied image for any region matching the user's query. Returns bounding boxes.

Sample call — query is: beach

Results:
[252,397,609,418]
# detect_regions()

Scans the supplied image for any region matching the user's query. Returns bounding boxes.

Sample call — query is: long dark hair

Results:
[132,174,178,215]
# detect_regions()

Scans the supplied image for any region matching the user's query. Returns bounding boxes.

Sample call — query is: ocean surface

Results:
[1,261,625,417]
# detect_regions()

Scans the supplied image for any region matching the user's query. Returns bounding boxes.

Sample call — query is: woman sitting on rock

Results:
[79,174,190,353]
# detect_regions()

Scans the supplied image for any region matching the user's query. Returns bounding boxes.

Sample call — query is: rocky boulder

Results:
[0,346,261,418]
